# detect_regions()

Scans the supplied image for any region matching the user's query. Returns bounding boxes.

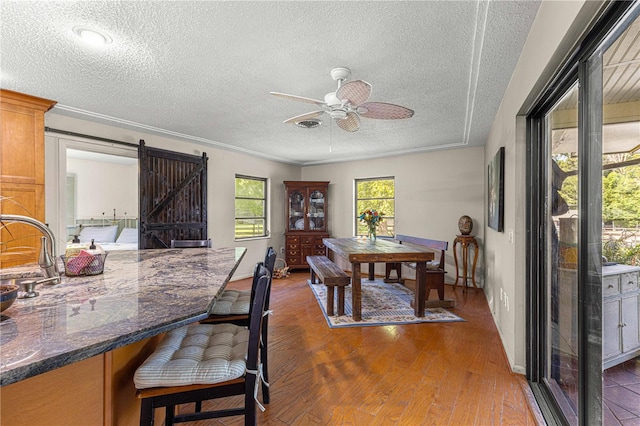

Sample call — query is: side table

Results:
[453,235,479,290]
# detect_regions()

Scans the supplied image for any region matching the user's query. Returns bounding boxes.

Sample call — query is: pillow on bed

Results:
[79,225,119,243]
[116,228,138,244]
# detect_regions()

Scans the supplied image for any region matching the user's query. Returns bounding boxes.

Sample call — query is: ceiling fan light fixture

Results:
[324,92,340,106]
[295,118,322,129]
[329,110,348,120]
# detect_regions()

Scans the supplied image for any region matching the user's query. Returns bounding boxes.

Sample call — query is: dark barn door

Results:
[138,140,208,249]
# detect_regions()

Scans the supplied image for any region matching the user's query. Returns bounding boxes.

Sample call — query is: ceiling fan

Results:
[270,67,414,132]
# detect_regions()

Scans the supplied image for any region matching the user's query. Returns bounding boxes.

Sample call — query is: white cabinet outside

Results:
[603,264,640,370]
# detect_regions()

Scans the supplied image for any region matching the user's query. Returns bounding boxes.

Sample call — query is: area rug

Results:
[308,278,465,328]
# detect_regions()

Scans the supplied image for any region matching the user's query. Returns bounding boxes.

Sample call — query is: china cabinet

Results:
[284,181,329,269]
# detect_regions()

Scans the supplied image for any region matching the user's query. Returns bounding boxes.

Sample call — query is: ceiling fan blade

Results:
[336,112,360,132]
[283,110,324,124]
[357,102,414,119]
[336,80,371,106]
[270,92,326,107]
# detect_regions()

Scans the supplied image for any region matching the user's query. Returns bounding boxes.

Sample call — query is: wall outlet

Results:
[280,247,285,254]
[508,229,514,243]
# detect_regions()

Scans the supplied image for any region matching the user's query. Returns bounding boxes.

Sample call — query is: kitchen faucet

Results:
[0,214,61,284]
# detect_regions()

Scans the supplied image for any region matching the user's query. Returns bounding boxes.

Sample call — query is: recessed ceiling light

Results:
[73,26,112,46]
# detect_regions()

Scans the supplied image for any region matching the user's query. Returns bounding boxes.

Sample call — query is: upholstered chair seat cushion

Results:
[209,289,251,315]
[134,323,248,389]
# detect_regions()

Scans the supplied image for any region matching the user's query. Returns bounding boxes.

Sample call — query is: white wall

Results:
[66,157,137,219]
[302,146,485,282]
[483,0,605,373]
[44,114,301,279]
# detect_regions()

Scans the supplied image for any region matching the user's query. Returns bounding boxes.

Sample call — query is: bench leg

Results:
[437,282,444,300]
[425,274,445,301]
[326,286,335,315]
[310,269,317,284]
[337,287,345,316]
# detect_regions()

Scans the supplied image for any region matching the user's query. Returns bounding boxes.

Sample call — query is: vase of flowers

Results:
[359,209,384,241]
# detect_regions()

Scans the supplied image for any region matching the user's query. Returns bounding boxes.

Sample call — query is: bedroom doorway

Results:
[66,148,138,249]
[46,132,139,253]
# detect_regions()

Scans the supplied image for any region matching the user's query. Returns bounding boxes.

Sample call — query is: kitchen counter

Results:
[0,247,246,386]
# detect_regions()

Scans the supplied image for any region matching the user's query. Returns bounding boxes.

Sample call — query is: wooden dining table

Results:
[323,237,434,321]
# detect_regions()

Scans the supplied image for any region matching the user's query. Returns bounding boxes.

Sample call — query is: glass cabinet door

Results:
[288,189,305,231]
[309,189,326,231]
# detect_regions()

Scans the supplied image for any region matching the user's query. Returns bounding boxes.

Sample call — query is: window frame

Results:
[354,176,395,237]
[234,174,269,240]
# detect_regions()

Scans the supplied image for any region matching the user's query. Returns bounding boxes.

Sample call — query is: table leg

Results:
[414,261,426,317]
[462,241,468,293]
[368,263,375,281]
[471,241,479,289]
[453,239,460,287]
[351,262,362,321]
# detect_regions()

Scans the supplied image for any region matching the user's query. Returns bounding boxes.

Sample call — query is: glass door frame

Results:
[526,3,640,424]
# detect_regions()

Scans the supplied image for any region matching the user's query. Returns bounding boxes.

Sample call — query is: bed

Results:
[68,215,139,251]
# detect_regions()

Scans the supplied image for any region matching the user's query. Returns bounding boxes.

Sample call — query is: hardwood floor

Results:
[181,271,541,425]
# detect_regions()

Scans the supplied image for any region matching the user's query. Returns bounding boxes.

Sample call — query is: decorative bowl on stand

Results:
[458,215,473,235]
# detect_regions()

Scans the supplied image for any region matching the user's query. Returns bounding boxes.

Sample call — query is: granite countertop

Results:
[0,247,246,386]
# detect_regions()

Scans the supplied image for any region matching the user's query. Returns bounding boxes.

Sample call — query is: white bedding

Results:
[70,227,138,251]
[99,242,139,251]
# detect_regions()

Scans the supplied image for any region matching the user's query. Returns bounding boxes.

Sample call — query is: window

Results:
[235,175,268,239]
[355,177,395,237]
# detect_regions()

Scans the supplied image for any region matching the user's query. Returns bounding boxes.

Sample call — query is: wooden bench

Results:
[385,235,448,301]
[306,255,350,315]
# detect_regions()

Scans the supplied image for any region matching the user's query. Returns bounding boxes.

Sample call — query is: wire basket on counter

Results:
[61,252,108,276]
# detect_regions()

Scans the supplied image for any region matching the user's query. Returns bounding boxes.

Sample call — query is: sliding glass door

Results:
[600,12,640,424]
[545,84,581,424]
[528,3,639,425]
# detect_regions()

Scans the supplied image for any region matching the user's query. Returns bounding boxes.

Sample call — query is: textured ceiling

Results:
[1,1,540,165]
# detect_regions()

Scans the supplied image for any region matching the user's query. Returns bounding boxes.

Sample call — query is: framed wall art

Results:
[488,147,504,232]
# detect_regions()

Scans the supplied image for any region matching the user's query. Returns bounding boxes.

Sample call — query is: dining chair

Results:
[203,246,276,324]
[134,263,271,425]
[170,239,212,248]
[200,246,277,403]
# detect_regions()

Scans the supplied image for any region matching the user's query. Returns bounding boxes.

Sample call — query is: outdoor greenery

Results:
[356,178,395,237]
[555,153,640,265]
[235,176,266,238]
[603,234,640,265]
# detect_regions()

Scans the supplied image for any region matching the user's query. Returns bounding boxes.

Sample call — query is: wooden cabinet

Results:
[602,264,640,369]
[0,89,56,268]
[284,181,329,269]
[1,335,163,426]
